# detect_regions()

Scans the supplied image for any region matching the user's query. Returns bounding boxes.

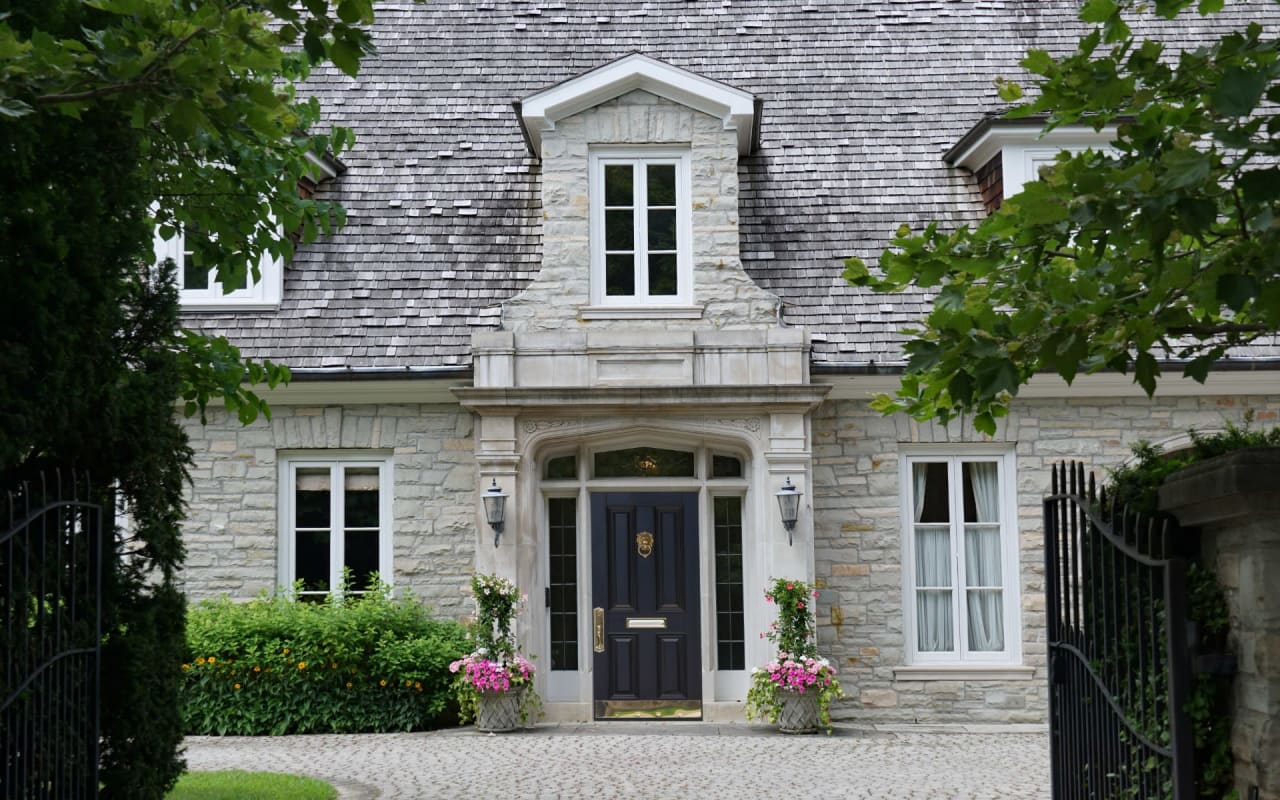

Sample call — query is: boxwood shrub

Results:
[183,588,468,735]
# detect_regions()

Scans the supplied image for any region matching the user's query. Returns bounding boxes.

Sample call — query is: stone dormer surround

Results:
[504,54,777,330]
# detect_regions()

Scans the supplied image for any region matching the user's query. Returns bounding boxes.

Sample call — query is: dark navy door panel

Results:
[591,492,700,717]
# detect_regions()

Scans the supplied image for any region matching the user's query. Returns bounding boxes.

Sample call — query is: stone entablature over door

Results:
[471,328,809,389]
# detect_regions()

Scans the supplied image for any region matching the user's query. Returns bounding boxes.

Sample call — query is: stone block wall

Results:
[1161,448,1280,800]
[812,393,1280,724]
[179,403,477,618]
[178,390,1279,723]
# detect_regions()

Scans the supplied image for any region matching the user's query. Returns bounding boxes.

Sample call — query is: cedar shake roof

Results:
[184,0,1280,372]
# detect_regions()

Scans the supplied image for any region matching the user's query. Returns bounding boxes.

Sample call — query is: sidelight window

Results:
[547,497,579,670]
[713,496,745,670]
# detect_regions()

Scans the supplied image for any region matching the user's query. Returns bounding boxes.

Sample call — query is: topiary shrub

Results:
[183,587,467,735]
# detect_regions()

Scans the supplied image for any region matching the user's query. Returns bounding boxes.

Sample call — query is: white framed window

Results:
[588,149,693,307]
[153,225,282,311]
[1003,146,1089,201]
[278,454,393,600]
[900,449,1021,665]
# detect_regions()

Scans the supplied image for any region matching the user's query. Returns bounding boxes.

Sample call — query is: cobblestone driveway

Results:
[183,721,1049,793]
[183,723,1050,799]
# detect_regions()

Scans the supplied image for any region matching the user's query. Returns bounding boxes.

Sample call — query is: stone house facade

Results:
[176,1,1280,724]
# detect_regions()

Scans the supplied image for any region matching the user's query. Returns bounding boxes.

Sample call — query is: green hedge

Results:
[183,590,467,735]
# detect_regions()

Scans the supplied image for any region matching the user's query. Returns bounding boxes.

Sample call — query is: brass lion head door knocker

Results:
[636,531,654,559]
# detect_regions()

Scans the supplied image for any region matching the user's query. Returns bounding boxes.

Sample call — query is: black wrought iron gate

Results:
[1043,461,1194,799]
[1,473,105,799]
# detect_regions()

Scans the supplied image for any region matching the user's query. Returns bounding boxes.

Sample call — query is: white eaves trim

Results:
[819,369,1280,401]
[947,121,1117,199]
[519,53,757,155]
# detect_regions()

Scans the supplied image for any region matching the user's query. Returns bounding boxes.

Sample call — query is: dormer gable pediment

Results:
[518,53,758,156]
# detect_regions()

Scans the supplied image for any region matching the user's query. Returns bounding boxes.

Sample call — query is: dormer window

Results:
[945,117,1117,214]
[591,150,692,306]
[153,224,283,311]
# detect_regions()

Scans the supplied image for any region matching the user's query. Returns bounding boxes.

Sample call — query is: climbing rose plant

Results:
[747,578,844,733]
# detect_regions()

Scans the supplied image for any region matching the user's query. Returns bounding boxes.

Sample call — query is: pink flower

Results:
[786,582,794,590]
[765,595,772,603]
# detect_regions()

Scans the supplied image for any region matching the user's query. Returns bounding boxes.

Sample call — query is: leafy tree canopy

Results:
[845,0,1280,435]
[1,0,377,424]
[2,2,381,794]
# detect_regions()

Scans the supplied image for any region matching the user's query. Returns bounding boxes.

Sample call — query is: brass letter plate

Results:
[625,617,667,630]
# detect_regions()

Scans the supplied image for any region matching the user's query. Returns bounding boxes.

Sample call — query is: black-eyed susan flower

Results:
[297,661,307,670]
[379,679,387,687]
[233,683,241,690]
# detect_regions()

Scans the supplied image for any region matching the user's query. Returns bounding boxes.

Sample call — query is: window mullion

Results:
[634,161,647,301]
[286,463,297,591]
[331,465,345,596]
[950,459,967,658]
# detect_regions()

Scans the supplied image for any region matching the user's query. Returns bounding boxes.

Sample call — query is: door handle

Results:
[593,607,605,653]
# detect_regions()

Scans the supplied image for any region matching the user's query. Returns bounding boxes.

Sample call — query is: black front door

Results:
[591,492,701,719]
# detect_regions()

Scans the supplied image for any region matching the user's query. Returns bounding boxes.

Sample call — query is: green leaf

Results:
[995,78,1024,102]
[1217,273,1258,312]
[1198,0,1225,12]
[1080,0,1118,23]
[842,257,869,284]
[1021,49,1056,77]
[1212,66,1268,117]
[1134,352,1160,396]
[974,412,998,437]
[1240,168,1280,205]
[329,39,361,77]
[337,0,364,23]
[977,359,1021,399]
[1182,354,1215,383]
[1158,147,1211,190]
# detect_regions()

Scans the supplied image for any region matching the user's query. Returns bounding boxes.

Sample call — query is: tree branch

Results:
[1165,322,1270,336]
[34,19,212,106]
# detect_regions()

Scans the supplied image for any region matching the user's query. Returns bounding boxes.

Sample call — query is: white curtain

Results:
[913,464,953,652]
[965,462,1004,652]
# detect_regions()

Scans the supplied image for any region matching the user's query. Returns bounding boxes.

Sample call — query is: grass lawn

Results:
[167,770,338,800]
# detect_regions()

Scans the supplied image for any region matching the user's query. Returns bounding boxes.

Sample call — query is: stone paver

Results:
[183,723,1051,799]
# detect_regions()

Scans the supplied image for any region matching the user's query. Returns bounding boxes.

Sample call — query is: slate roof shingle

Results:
[184,0,1280,371]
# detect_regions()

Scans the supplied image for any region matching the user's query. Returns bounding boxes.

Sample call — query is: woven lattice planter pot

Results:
[776,692,820,734]
[475,689,524,733]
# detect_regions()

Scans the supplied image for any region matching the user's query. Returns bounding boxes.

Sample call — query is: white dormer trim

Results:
[946,118,1118,200]
[519,53,757,156]
[153,224,283,312]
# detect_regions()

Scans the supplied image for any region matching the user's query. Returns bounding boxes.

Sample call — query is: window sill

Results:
[180,300,281,313]
[579,305,703,320]
[893,665,1036,682]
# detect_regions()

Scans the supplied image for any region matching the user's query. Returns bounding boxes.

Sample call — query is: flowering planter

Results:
[777,691,820,734]
[475,689,524,733]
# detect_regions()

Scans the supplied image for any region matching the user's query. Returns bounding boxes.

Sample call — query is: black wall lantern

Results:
[775,477,801,546]
[482,479,508,548]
